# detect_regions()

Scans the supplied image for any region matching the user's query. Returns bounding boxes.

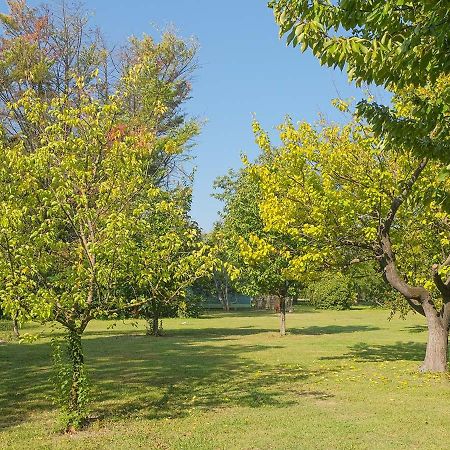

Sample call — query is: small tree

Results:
[116,192,213,336]
[215,161,302,336]
[206,226,239,312]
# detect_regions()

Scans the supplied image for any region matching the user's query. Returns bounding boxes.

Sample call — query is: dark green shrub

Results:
[306,273,356,310]
[177,294,205,318]
[348,263,397,307]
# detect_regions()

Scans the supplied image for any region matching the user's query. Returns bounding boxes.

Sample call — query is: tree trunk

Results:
[420,311,448,372]
[224,282,230,312]
[279,297,286,336]
[146,316,161,336]
[146,299,161,336]
[12,316,19,338]
[152,316,159,336]
[66,328,85,426]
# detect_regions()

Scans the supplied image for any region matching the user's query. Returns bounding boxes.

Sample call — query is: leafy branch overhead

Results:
[269,0,450,162]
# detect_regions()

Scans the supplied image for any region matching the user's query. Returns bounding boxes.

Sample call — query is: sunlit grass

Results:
[1,307,449,449]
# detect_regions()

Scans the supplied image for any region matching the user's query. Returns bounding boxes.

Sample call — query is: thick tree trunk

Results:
[146,299,161,336]
[279,297,286,336]
[420,311,448,372]
[147,316,161,336]
[375,157,450,372]
[66,329,85,424]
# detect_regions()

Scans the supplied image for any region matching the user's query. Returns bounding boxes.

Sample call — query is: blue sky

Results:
[1,0,387,230]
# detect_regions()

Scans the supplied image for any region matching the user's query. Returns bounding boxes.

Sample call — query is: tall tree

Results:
[249,115,450,371]
[0,1,200,429]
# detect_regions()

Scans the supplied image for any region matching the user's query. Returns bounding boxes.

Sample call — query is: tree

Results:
[0,1,200,429]
[205,225,239,312]
[306,272,355,310]
[0,1,198,184]
[215,159,302,336]
[268,1,450,162]
[249,116,450,371]
[116,191,213,336]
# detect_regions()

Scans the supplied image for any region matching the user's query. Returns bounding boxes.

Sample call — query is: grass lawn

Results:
[1,306,449,450]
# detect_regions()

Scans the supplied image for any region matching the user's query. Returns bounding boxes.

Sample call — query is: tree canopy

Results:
[269,1,450,162]
[0,0,206,429]
[214,143,303,335]
[247,115,450,371]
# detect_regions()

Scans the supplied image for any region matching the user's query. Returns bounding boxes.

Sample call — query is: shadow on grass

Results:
[321,341,427,363]
[82,324,382,341]
[83,326,276,340]
[404,325,427,334]
[0,340,54,430]
[0,327,337,430]
[88,334,336,421]
[290,325,380,335]
[200,307,318,319]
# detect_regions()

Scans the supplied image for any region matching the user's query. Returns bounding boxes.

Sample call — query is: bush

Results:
[178,294,205,318]
[306,273,356,310]
[348,263,397,307]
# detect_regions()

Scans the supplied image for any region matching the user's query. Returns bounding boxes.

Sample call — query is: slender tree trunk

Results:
[12,315,19,338]
[66,328,85,425]
[152,316,159,336]
[279,296,286,336]
[146,316,160,336]
[421,309,449,372]
[224,281,230,312]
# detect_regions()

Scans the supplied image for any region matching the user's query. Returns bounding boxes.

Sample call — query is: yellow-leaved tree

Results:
[249,116,450,372]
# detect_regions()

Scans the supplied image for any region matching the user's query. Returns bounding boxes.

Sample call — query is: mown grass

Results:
[1,306,449,450]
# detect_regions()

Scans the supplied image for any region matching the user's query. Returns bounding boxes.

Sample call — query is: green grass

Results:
[1,307,449,450]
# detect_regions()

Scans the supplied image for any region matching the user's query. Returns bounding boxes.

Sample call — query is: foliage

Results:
[248,115,450,370]
[117,31,200,185]
[51,333,90,431]
[204,225,240,311]
[0,1,202,427]
[270,0,449,88]
[269,1,450,162]
[215,165,301,300]
[177,291,205,318]
[306,272,355,310]
[249,117,445,294]
[348,262,398,307]
[115,192,214,335]
[214,160,303,334]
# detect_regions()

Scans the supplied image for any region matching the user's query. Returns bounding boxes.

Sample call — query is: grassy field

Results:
[1,306,449,450]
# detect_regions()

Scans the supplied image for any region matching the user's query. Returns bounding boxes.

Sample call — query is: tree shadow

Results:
[320,341,427,362]
[83,326,277,340]
[87,334,335,421]
[404,325,427,334]
[0,328,336,430]
[290,325,380,335]
[201,307,318,319]
[0,341,53,430]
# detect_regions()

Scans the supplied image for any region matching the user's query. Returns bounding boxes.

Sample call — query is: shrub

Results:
[348,263,397,307]
[306,273,356,310]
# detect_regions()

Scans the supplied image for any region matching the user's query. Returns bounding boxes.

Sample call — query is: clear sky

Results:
[1,0,386,230]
